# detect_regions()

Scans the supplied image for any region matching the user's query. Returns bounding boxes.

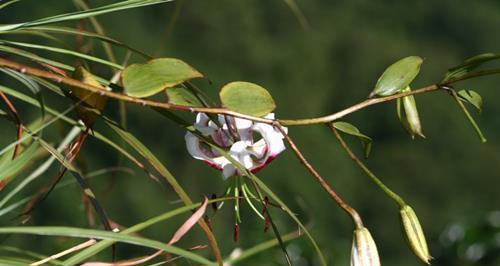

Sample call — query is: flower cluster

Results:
[185,113,287,179]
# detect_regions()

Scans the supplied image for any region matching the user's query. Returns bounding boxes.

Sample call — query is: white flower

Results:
[351,227,381,266]
[185,113,287,179]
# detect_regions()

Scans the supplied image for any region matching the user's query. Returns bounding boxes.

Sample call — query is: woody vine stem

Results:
[0,56,494,229]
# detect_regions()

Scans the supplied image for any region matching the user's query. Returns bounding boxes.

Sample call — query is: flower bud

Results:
[351,227,381,266]
[400,205,432,264]
[397,87,425,139]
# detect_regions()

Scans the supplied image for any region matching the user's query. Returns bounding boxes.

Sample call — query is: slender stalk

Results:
[279,85,440,126]
[330,125,406,207]
[448,89,487,143]
[0,91,23,159]
[274,123,364,228]
[0,91,24,190]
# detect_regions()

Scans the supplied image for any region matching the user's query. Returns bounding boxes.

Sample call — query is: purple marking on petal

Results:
[202,160,224,171]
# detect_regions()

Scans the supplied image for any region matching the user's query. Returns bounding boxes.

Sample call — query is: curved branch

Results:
[0,57,445,127]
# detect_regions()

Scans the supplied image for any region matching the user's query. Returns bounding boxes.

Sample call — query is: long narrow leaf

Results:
[0,0,175,33]
[0,143,42,183]
[0,85,146,176]
[104,120,223,265]
[0,126,81,209]
[0,84,223,265]
[0,226,214,265]
[0,67,45,117]
[1,41,123,70]
[0,45,73,71]
[64,198,228,265]
[28,26,151,59]
[0,0,21,10]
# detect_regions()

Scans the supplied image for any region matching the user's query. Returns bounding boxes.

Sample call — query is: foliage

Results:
[0,1,499,265]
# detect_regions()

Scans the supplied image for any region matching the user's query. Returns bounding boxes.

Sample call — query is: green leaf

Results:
[0,0,175,33]
[0,0,21,10]
[0,67,45,118]
[0,40,123,70]
[122,58,203,98]
[0,226,214,265]
[332,121,372,158]
[0,143,42,183]
[0,127,81,210]
[0,85,224,265]
[219,81,276,117]
[370,56,423,97]
[26,26,151,59]
[166,87,204,107]
[443,53,500,82]
[64,199,221,265]
[458,89,482,113]
[451,91,487,143]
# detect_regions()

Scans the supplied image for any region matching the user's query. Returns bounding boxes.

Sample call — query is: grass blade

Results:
[1,41,123,70]
[105,120,224,265]
[0,143,42,183]
[0,0,175,33]
[0,226,214,265]
[28,26,151,59]
[0,126,81,209]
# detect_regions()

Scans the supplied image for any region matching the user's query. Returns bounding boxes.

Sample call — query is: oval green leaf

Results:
[219,81,276,117]
[122,58,203,98]
[332,121,372,158]
[371,56,423,97]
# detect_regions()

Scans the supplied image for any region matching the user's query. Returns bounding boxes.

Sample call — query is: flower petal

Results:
[194,113,216,136]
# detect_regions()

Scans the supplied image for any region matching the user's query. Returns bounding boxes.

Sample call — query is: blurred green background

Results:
[1,0,500,265]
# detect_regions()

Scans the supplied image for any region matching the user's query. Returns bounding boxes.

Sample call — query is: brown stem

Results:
[274,123,364,228]
[278,85,440,125]
[0,91,24,190]
[0,91,23,159]
[0,57,444,126]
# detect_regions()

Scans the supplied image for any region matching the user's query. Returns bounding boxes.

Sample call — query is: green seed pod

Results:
[397,87,425,138]
[351,227,381,266]
[400,205,432,264]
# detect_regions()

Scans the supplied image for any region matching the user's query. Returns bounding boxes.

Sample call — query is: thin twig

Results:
[0,91,23,159]
[0,91,24,190]
[330,125,406,207]
[0,57,447,126]
[448,88,487,143]
[274,123,364,228]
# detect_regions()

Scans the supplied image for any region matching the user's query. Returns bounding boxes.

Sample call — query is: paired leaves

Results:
[332,121,372,158]
[122,58,203,98]
[370,56,423,97]
[219,81,276,117]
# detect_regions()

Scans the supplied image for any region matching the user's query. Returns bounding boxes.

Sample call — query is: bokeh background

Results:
[1,0,500,265]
